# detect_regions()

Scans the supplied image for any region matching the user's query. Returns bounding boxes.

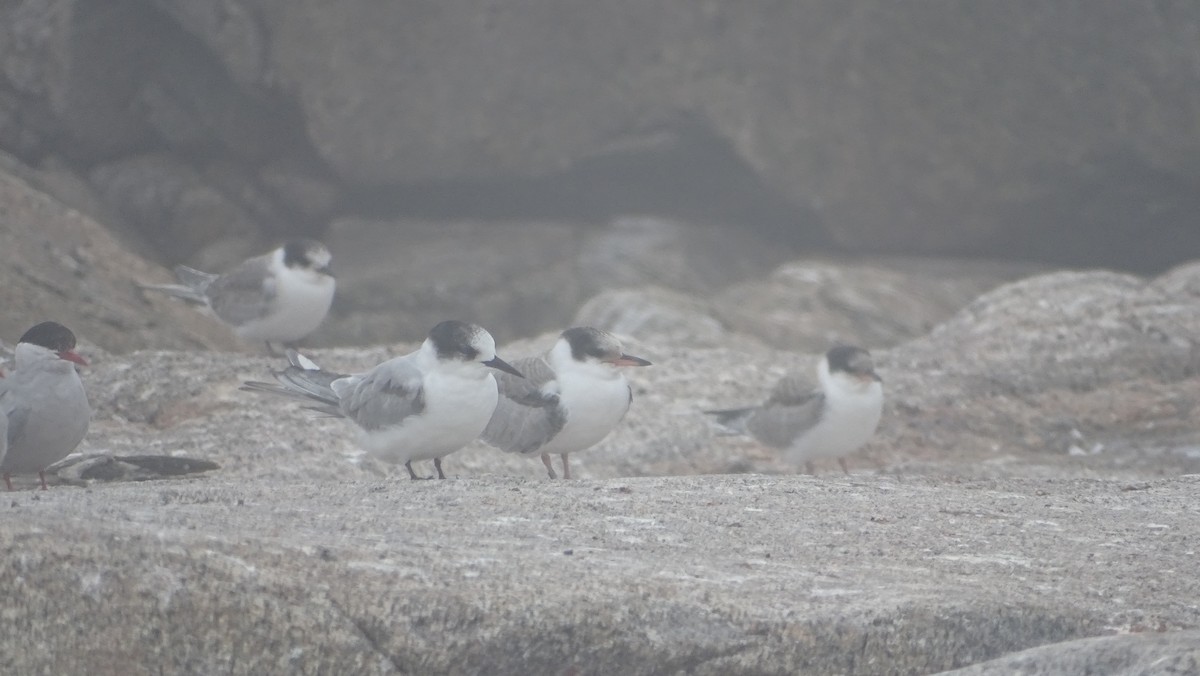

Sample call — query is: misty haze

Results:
[2,3,1199,675]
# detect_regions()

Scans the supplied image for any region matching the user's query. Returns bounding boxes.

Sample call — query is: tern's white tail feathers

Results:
[240,349,345,417]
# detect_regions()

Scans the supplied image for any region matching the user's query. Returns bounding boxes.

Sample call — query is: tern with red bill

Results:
[1,322,90,490]
[481,327,651,479]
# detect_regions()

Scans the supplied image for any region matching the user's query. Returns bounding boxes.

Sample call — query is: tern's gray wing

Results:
[0,392,7,462]
[746,373,826,448]
[481,355,565,454]
[0,384,17,450]
[0,375,26,447]
[331,356,425,431]
[206,254,277,327]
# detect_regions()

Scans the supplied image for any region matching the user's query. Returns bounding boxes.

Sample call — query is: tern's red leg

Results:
[38,471,49,490]
[838,458,851,475]
[3,473,12,491]
[561,454,571,480]
[405,460,421,480]
[434,457,446,480]
[540,453,557,479]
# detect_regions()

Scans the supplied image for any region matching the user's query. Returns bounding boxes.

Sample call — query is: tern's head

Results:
[427,320,523,377]
[557,327,652,369]
[822,345,880,387]
[16,321,88,367]
[282,239,333,277]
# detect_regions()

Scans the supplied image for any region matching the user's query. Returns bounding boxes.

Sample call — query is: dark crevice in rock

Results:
[991,151,1200,274]
[338,114,832,251]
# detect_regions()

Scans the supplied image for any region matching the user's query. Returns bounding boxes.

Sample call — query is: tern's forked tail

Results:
[240,349,346,417]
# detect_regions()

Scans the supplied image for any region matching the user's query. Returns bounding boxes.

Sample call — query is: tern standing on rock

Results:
[242,320,523,480]
[1,322,91,490]
[706,345,883,475]
[141,238,335,354]
[482,327,651,479]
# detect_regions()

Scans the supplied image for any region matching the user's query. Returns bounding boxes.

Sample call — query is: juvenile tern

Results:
[141,239,335,352]
[481,327,651,479]
[242,320,522,479]
[707,345,883,474]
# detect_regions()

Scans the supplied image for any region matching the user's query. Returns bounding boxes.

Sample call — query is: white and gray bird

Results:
[706,345,883,475]
[481,327,651,479]
[1,322,91,490]
[242,320,523,480]
[141,239,335,353]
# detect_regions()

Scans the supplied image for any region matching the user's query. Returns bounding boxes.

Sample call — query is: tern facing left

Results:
[242,320,522,480]
[481,327,651,479]
[706,345,883,474]
[1,322,91,490]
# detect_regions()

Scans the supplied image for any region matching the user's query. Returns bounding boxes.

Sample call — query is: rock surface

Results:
[938,630,1200,676]
[3,262,1200,673]
[3,475,1197,675]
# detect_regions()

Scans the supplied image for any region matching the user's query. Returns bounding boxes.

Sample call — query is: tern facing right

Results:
[242,320,522,480]
[141,238,335,353]
[706,345,883,475]
[481,327,651,479]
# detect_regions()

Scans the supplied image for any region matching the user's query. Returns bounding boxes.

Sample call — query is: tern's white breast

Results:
[540,366,631,455]
[236,264,335,343]
[1,365,90,474]
[360,369,498,464]
[786,377,882,463]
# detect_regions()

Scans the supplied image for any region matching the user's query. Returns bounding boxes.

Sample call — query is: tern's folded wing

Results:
[206,254,276,327]
[747,374,825,448]
[482,355,566,454]
[333,358,426,431]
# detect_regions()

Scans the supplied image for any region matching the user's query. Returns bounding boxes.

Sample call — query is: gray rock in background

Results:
[711,257,1047,352]
[0,158,238,353]
[575,286,732,350]
[88,154,259,265]
[4,1,1200,271]
[318,215,794,345]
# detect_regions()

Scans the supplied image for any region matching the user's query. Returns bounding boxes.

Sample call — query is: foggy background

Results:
[2,1,1199,349]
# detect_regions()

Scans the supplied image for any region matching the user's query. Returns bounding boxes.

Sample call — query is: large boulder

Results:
[5,1,1200,269]
[317,215,794,346]
[0,156,238,353]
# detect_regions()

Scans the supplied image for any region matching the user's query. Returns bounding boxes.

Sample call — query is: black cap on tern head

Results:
[19,321,88,365]
[428,320,482,361]
[283,238,333,274]
[19,321,77,352]
[826,345,879,381]
[562,327,652,367]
